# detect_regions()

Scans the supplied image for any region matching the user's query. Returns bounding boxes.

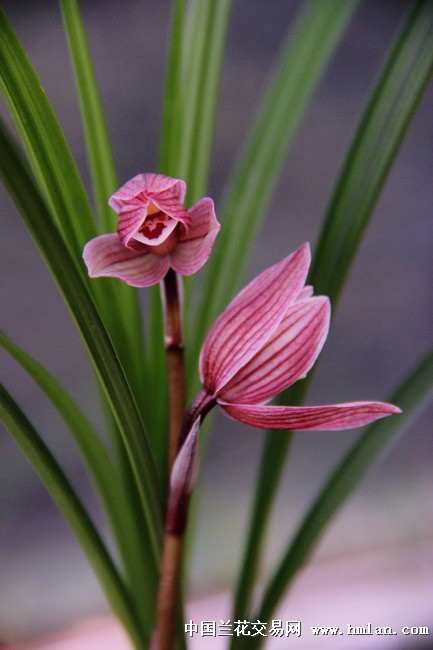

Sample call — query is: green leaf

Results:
[254,350,433,631]
[0,7,95,258]
[159,0,186,177]
[58,0,149,447]
[179,0,231,204]
[0,9,148,427]
[59,0,117,231]
[195,0,358,364]
[147,285,170,486]
[309,0,433,304]
[0,383,147,649]
[0,121,162,567]
[229,382,306,634]
[231,2,433,634]
[0,330,156,615]
[0,330,116,510]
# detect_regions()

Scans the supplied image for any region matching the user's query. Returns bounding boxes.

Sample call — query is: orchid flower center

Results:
[133,202,179,255]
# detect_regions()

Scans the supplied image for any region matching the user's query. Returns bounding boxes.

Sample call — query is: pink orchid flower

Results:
[182,243,400,435]
[83,173,220,287]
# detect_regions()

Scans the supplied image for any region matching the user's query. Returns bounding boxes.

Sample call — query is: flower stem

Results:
[155,531,184,650]
[156,268,188,649]
[162,268,186,471]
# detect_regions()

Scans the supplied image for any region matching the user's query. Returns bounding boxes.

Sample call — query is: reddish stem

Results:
[155,532,184,650]
[161,269,186,471]
[156,269,187,650]
[157,270,217,649]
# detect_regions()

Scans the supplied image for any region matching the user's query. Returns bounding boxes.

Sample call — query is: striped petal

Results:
[221,401,402,430]
[150,190,190,232]
[219,296,330,404]
[108,173,186,207]
[296,285,314,301]
[171,198,220,275]
[83,233,169,287]
[199,243,311,395]
[110,173,189,247]
[116,202,150,248]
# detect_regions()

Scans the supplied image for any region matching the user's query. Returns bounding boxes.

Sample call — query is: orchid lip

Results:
[133,213,179,247]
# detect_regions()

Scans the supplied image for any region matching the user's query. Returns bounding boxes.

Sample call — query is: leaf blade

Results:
[230,2,433,633]
[0,329,158,614]
[256,349,433,627]
[309,0,433,303]
[0,7,95,256]
[58,0,149,437]
[0,9,151,431]
[0,383,147,648]
[196,0,358,362]
[0,121,163,567]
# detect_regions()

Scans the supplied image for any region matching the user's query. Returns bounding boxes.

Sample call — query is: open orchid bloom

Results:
[182,243,401,436]
[83,173,220,287]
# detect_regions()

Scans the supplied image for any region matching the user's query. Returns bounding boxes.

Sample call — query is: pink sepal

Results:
[296,285,314,301]
[109,173,186,207]
[82,233,170,287]
[111,173,189,247]
[221,401,402,431]
[219,296,330,404]
[199,243,311,395]
[171,198,221,275]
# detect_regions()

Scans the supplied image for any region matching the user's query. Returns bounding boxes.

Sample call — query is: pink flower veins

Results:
[83,173,220,287]
[189,243,401,432]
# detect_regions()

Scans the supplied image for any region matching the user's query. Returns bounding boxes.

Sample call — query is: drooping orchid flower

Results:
[180,243,401,439]
[83,173,220,287]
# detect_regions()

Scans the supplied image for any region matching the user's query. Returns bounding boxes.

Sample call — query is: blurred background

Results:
[1,0,432,647]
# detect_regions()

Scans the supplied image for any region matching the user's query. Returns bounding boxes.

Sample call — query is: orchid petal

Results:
[221,401,402,430]
[200,243,311,395]
[150,191,190,232]
[110,174,189,247]
[108,173,186,207]
[219,296,330,404]
[171,198,220,275]
[116,203,150,248]
[83,233,169,287]
[296,285,314,300]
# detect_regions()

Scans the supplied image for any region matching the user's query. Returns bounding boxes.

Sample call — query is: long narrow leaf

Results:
[148,0,186,472]
[0,8,95,257]
[159,0,185,177]
[59,0,117,230]
[181,0,232,346]
[0,9,148,424]
[253,350,433,635]
[176,0,213,192]
[309,0,433,303]
[229,383,305,637]
[0,329,155,612]
[0,122,163,566]
[231,2,433,633]
[58,0,149,439]
[0,383,146,649]
[181,0,231,204]
[195,0,358,361]
[0,330,117,512]
[147,285,169,486]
